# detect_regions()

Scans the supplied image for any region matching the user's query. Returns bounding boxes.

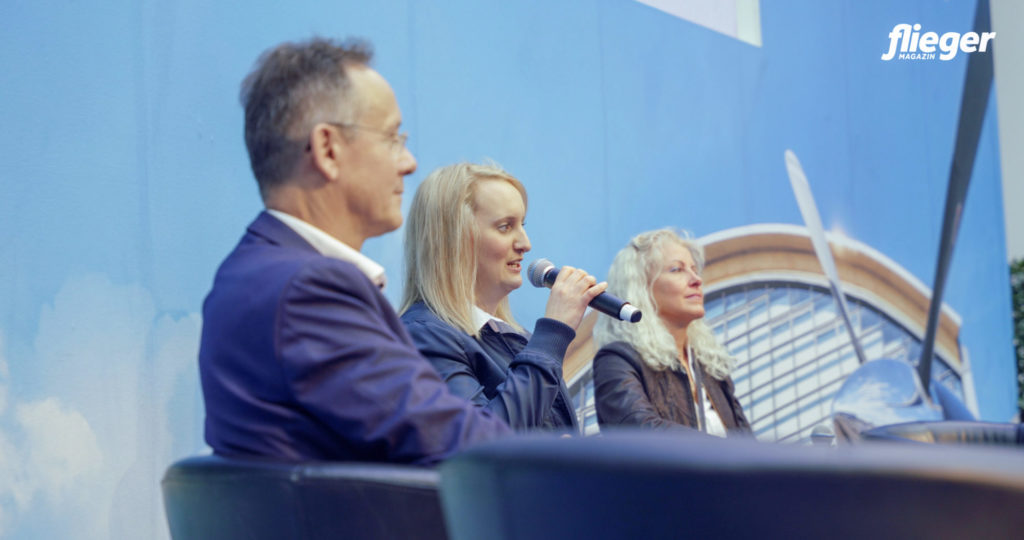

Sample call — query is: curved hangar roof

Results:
[699,223,962,369]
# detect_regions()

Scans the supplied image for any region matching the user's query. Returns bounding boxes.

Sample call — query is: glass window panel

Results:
[748,289,770,304]
[704,296,725,321]
[772,343,793,362]
[749,351,772,373]
[795,359,817,380]
[748,299,769,327]
[816,327,838,346]
[750,323,769,342]
[750,335,770,359]
[792,310,814,336]
[726,328,748,352]
[820,364,843,384]
[727,313,747,333]
[733,371,751,388]
[813,292,834,310]
[750,380,774,403]
[793,331,814,351]
[776,416,800,438]
[770,288,790,316]
[726,291,747,311]
[771,320,790,340]
[861,329,884,359]
[859,305,881,330]
[836,350,858,374]
[882,342,909,363]
[820,374,844,391]
[794,342,815,364]
[813,302,836,325]
[751,366,772,388]
[790,287,810,307]
[774,353,795,374]
[734,377,751,399]
[775,377,797,404]
[751,400,774,421]
[881,322,906,348]
[796,375,820,398]
[773,399,798,419]
[796,408,822,433]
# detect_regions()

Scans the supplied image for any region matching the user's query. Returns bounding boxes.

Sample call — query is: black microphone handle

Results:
[541,266,641,323]
[541,265,560,287]
[589,292,641,322]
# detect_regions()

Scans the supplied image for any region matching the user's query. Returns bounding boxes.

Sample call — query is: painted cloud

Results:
[0,274,204,539]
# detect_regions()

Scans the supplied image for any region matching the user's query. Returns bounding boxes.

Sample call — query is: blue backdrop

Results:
[0,1,1014,537]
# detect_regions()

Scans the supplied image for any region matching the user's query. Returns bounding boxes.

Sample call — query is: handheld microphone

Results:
[527,258,642,323]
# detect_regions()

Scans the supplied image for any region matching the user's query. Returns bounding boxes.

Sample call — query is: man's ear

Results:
[308,123,344,181]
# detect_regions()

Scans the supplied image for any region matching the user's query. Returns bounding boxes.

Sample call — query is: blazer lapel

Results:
[247,211,318,253]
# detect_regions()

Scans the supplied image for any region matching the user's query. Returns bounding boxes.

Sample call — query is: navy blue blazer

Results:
[401,302,579,433]
[199,212,511,465]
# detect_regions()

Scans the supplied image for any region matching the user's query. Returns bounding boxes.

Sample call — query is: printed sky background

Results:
[0,1,1017,538]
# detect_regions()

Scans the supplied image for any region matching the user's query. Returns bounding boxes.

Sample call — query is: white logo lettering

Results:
[881,23,994,61]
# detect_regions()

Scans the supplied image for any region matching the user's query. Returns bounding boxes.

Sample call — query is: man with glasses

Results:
[198,37,512,464]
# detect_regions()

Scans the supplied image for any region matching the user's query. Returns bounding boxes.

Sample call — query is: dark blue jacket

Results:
[199,212,511,465]
[401,301,579,433]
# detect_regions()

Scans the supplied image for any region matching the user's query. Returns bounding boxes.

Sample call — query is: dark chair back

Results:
[440,430,1024,540]
[162,454,447,540]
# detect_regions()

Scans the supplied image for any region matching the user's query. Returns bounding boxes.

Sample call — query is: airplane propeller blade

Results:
[785,149,869,366]
[917,0,994,388]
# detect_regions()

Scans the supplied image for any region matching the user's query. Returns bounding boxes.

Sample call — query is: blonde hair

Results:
[593,228,733,379]
[399,162,527,336]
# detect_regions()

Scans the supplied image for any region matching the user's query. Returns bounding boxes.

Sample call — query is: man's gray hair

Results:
[240,37,372,198]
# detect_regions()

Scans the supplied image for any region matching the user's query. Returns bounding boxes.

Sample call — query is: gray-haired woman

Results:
[592,228,751,436]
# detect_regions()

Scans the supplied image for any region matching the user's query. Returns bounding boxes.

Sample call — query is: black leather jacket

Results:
[593,341,751,435]
[401,302,579,433]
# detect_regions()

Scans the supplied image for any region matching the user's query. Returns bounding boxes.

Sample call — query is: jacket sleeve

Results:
[592,346,690,431]
[276,261,512,465]
[404,316,574,431]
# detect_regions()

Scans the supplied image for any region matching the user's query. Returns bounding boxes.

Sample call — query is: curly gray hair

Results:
[594,228,733,379]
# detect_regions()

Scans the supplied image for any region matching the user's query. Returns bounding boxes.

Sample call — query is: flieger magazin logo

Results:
[881,23,995,61]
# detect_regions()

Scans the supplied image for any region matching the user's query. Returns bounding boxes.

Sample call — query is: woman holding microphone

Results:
[399,162,605,432]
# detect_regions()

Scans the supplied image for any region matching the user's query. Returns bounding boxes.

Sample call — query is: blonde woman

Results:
[400,162,605,432]
[592,228,751,436]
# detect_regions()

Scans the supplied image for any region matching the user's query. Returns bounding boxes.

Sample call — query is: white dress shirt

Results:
[687,345,727,438]
[266,209,387,289]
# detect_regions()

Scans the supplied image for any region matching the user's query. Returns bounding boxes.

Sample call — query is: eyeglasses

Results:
[307,122,409,157]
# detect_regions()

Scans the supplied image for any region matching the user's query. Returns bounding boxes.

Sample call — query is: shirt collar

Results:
[474,305,518,332]
[472,306,528,338]
[266,209,387,289]
[471,306,497,331]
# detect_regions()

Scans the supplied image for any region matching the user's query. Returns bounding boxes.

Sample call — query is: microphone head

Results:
[527,258,555,288]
